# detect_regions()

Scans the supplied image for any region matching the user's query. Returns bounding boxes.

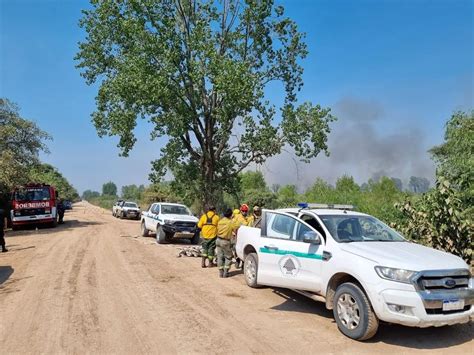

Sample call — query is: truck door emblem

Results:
[279,255,300,276]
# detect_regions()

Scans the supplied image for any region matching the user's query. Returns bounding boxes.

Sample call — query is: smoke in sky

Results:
[261,96,436,190]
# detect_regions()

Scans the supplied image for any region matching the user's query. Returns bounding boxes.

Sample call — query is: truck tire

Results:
[244,253,261,288]
[190,232,200,245]
[156,225,168,244]
[120,212,126,219]
[333,282,379,341]
[141,221,150,237]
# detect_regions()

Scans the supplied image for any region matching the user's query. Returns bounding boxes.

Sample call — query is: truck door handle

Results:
[264,245,279,250]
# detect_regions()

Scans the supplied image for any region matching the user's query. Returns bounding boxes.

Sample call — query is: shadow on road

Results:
[5,219,103,237]
[371,322,473,349]
[271,287,472,349]
[0,266,14,285]
[270,288,333,319]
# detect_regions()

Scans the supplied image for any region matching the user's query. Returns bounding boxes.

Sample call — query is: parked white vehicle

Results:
[141,202,200,244]
[235,204,473,341]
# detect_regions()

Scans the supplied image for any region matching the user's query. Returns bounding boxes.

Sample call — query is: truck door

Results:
[146,203,159,232]
[257,211,325,292]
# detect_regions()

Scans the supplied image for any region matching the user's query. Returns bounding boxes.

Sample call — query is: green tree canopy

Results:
[0,98,51,192]
[76,0,335,206]
[82,190,101,200]
[121,184,145,201]
[102,181,118,196]
[29,163,79,201]
[430,110,473,214]
[240,171,267,191]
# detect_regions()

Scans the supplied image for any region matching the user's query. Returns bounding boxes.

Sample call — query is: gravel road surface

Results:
[0,202,472,354]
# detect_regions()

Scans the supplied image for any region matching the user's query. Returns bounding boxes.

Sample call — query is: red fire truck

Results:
[10,183,59,229]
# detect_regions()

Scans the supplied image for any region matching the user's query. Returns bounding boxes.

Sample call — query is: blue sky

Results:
[1,0,472,194]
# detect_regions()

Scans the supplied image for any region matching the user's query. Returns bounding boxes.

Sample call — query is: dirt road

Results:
[0,202,472,354]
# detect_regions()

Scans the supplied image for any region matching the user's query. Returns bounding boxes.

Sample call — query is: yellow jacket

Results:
[198,211,219,239]
[216,217,235,240]
[233,212,250,229]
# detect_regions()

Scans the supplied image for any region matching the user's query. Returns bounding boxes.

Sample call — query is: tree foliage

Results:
[102,181,118,196]
[408,176,430,194]
[395,111,473,262]
[121,184,145,201]
[82,190,101,200]
[395,178,472,263]
[29,163,80,201]
[76,0,335,206]
[0,98,51,191]
[430,110,473,216]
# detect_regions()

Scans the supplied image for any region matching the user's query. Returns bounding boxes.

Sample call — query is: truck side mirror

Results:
[303,231,322,245]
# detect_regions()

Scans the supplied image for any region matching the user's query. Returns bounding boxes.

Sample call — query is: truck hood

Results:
[341,241,468,271]
[123,207,140,212]
[162,214,198,223]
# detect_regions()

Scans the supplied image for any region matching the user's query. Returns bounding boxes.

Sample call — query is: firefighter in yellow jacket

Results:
[216,208,235,278]
[231,204,251,269]
[198,205,219,268]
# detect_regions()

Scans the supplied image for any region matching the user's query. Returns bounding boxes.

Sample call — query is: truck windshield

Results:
[14,187,51,202]
[161,204,191,215]
[319,214,405,243]
[124,203,137,208]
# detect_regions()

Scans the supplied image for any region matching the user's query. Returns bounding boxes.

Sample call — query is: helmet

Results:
[253,206,261,212]
[240,204,249,212]
[233,209,240,216]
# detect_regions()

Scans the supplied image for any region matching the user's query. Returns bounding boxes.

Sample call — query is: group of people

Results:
[197,203,262,278]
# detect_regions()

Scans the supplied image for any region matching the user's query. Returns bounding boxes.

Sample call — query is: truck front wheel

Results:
[156,226,168,244]
[244,253,261,288]
[333,282,379,341]
[141,221,149,237]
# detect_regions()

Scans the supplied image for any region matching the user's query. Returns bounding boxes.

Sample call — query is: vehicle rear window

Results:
[14,187,51,201]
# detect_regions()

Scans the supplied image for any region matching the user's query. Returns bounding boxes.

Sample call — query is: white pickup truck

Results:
[141,202,200,244]
[235,204,473,341]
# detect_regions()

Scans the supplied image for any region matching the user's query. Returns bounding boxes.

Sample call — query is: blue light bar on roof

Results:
[297,202,309,209]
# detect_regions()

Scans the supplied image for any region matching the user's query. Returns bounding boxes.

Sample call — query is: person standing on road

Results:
[197,205,219,268]
[216,208,235,278]
[230,204,251,269]
[57,199,65,224]
[0,209,8,253]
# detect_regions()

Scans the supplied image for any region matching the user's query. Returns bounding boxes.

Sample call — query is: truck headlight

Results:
[469,277,474,289]
[375,266,417,284]
[164,219,174,225]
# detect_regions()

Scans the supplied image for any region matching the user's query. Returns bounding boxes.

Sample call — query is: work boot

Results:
[1,247,8,253]
[201,257,207,268]
[222,269,229,278]
[219,269,224,278]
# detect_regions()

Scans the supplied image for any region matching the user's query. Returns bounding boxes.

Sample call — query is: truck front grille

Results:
[174,221,197,228]
[414,270,470,291]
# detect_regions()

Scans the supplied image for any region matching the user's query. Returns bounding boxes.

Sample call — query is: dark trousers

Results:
[0,229,5,249]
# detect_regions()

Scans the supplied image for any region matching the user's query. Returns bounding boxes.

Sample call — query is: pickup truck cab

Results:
[141,202,200,244]
[236,204,473,341]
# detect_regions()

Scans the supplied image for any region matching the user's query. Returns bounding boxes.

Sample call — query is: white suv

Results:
[236,204,473,340]
[141,202,199,244]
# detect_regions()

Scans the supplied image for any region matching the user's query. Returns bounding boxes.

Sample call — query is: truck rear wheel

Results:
[333,282,379,341]
[244,253,261,288]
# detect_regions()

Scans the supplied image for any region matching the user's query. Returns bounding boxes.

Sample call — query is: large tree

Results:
[76,0,335,206]
[0,98,51,192]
